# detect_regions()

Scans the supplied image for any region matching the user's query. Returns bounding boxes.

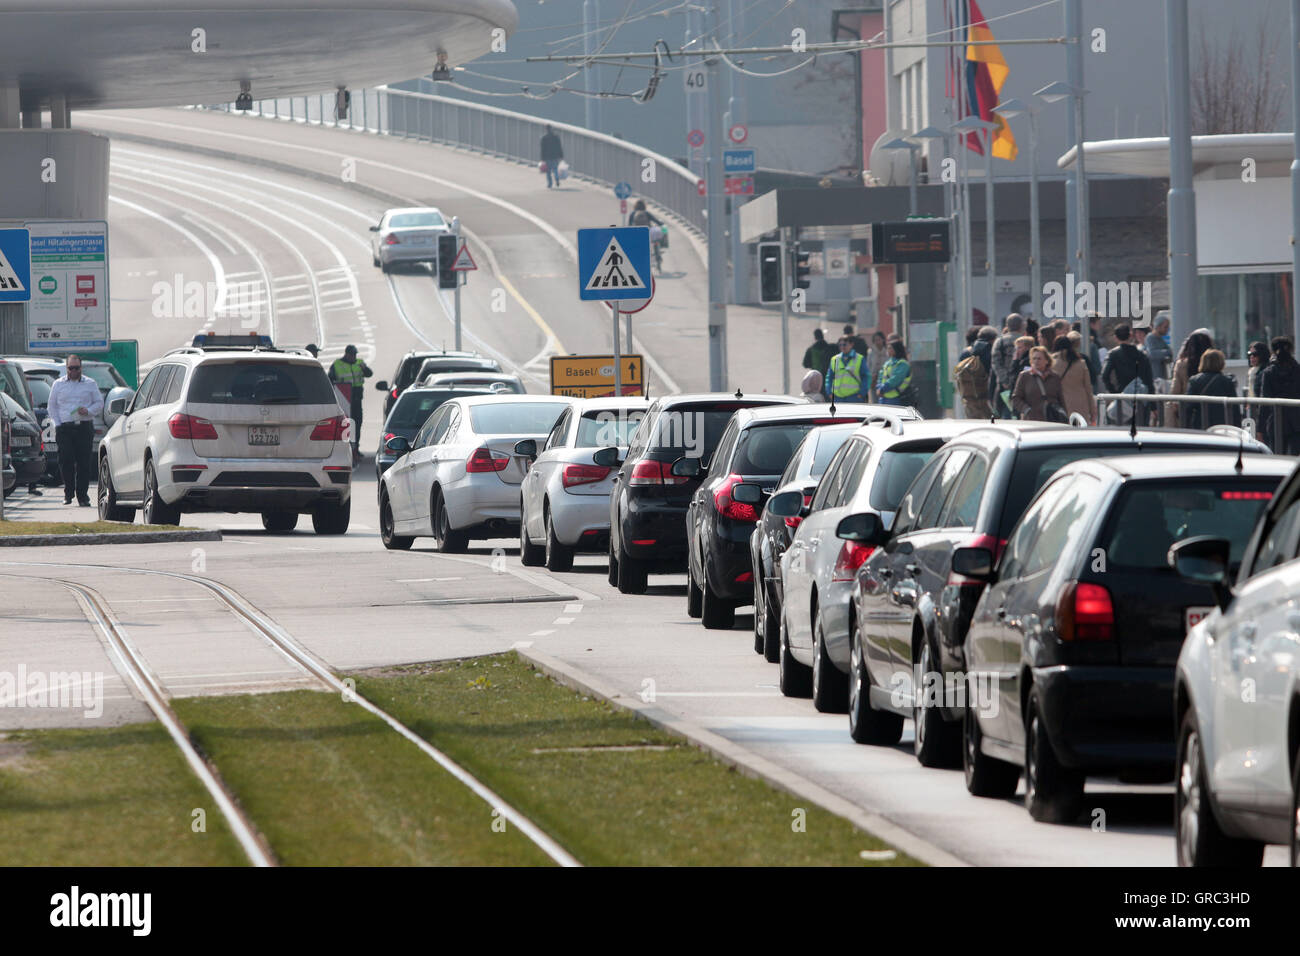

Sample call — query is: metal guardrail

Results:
[203,86,706,236]
[1095,391,1300,451]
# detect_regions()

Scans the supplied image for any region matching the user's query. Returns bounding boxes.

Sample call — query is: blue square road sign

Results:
[723,149,756,174]
[578,227,652,301]
[0,228,31,302]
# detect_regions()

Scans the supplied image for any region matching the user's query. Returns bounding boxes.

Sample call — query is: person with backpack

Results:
[1184,349,1239,430]
[1053,332,1095,424]
[954,326,996,418]
[1166,330,1213,428]
[875,339,913,406]
[991,313,1025,418]
[802,329,835,377]
[1012,346,1066,422]
[1257,336,1300,454]
[826,335,870,403]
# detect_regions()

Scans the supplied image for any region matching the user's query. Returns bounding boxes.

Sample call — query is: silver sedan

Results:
[517,397,649,571]
[369,207,450,272]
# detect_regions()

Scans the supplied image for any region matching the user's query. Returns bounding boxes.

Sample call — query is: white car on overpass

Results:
[378,393,574,552]
[517,397,649,571]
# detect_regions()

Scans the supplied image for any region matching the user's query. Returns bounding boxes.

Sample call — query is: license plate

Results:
[10,437,31,447]
[1186,606,1214,630]
[248,426,279,446]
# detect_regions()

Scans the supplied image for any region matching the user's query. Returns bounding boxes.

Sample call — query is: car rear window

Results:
[389,390,483,430]
[810,425,858,477]
[418,360,501,380]
[733,424,820,476]
[998,443,1249,540]
[25,377,51,405]
[648,402,782,459]
[81,364,125,391]
[576,409,646,447]
[389,211,445,228]
[469,402,569,435]
[187,362,336,405]
[1099,479,1279,571]
[869,440,947,512]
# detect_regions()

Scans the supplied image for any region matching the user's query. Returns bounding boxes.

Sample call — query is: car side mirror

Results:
[593,446,622,468]
[104,386,134,426]
[671,456,702,478]
[732,483,763,505]
[835,512,885,544]
[369,225,380,232]
[385,435,411,456]
[375,380,389,392]
[1170,535,1233,611]
[514,438,537,458]
[951,546,996,582]
[767,490,804,518]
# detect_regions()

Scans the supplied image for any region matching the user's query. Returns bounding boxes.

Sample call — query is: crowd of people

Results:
[797,312,1300,452]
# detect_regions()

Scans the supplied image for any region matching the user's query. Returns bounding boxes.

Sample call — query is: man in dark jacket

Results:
[540,125,564,189]
[1258,336,1300,454]
[1100,323,1154,396]
[802,329,835,376]
[991,313,1025,418]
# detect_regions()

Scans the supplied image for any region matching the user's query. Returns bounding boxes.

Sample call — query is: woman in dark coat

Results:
[1258,336,1300,454]
[1184,349,1238,430]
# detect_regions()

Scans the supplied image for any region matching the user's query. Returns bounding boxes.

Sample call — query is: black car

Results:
[961,453,1290,822]
[375,350,502,418]
[603,393,802,594]
[23,373,60,483]
[0,392,45,496]
[375,385,497,478]
[682,406,887,629]
[848,425,1271,768]
[749,422,862,655]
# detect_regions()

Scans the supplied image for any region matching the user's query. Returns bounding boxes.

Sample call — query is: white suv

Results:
[1171,462,1300,866]
[97,349,353,533]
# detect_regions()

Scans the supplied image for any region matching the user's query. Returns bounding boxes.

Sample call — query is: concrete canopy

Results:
[1056,133,1293,176]
[0,0,517,111]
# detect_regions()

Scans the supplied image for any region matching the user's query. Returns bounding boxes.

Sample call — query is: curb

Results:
[0,529,223,547]
[515,645,969,868]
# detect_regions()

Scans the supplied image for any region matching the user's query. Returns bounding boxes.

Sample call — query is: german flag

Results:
[964,0,1018,160]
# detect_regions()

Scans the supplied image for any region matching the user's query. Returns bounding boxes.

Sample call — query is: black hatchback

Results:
[604,393,801,594]
[960,453,1290,823]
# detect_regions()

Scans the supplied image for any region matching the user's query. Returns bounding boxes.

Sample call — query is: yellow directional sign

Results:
[550,354,644,398]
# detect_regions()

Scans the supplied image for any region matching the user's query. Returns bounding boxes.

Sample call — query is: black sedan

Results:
[1,392,45,496]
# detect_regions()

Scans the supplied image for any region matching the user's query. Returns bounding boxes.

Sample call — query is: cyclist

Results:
[628,200,667,270]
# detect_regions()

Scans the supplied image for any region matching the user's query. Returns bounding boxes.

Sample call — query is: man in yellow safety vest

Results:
[825,336,870,402]
[329,344,373,462]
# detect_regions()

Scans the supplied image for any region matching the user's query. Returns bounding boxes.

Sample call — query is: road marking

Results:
[553,617,574,625]
[529,629,555,637]
[564,603,584,614]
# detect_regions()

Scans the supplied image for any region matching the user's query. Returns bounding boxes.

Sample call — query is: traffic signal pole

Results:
[705,11,728,391]
[779,227,790,394]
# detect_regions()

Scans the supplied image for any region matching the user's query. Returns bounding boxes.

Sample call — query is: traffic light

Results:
[758,242,782,304]
[438,234,459,289]
[793,246,812,290]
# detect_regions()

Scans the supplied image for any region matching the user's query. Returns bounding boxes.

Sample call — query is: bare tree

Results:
[1192,12,1285,134]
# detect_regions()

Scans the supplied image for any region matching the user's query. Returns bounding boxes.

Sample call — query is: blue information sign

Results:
[723,149,756,174]
[614,181,633,199]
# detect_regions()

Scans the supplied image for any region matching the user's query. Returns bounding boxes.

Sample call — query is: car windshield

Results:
[81,364,126,392]
[869,440,947,512]
[389,211,445,229]
[469,402,570,435]
[418,360,501,379]
[809,425,858,477]
[389,390,485,430]
[188,362,336,405]
[1099,479,1279,570]
[427,376,523,393]
[25,377,51,405]
[575,408,646,447]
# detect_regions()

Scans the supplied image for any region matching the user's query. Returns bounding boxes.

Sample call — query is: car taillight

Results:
[466,446,509,473]
[1057,580,1115,642]
[310,416,347,441]
[390,387,398,400]
[168,413,218,440]
[384,233,400,245]
[832,540,876,582]
[563,463,610,489]
[712,474,758,522]
[785,493,813,529]
[947,533,1008,586]
[628,460,688,486]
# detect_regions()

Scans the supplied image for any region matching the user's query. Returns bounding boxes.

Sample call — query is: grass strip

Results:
[0,726,245,865]
[353,653,919,866]
[172,690,552,866]
[0,520,193,536]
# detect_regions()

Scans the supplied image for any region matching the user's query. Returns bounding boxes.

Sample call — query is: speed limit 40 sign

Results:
[684,66,707,92]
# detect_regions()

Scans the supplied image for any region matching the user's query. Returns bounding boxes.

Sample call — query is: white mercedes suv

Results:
[97,346,353,533]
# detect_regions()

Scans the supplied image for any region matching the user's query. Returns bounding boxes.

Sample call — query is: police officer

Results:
[328,345,373,462]
[825,336,870,403]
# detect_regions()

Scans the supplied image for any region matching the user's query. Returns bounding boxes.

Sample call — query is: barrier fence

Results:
[1094,392,1300,453]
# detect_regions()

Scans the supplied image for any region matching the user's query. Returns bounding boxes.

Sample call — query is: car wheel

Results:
[519,500,544,566]
[963,700,1021,798]
[1291,747,1299,868]
[751,575,765,653]
[778,613,812,698]
[261,509,299,533]
[431,490,467,553]
[616,542,647,595]
[607,535,620,587]
[379,494,413,551]
[687,567,703,619]
[1174,710,1264,865]
[311,498,350,535]
[97,455,134,523]
[812,613,848,713]
[700,573,735,629]
[141,460,180,526]
[380,259,391,274]
[913,638,962,769]
[1024,688,1085,824]
[543,508,574,572]
[848,620,903,745]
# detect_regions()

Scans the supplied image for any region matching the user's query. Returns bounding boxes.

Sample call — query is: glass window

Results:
[867,440,947,513]
[25,376,51,406]
[1199,271,1293,361]
[187,362,335,405]
[941,454,990,528]
[576,408,645,448]
[161,366,186,405]
[1001,476,1076,581]
[544,408,571,451]
[1249,493,1300,577]
[388,210,446,229]
[130,367,164,413]
[435,407,461,444]
[916,450,970,530]
[627,402,658,458]
[831,442,875,508]
[468,401,569,435]
[710,420,739,471]
[733,424,818,477]
[80,363,126,392]
[810,440,859,512]
[1020,476,1098,576]
[388,390,475,431]
[648,402,773,460]
[891,452,948,536]
[414,406,448,448]
[809,425,857,477]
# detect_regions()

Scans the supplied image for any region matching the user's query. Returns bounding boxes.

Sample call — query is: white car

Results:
[369,207,450,272]
[1171,461,1300,867]
[517,397,649,571]
[97,347,353,532]
[378,393,574,552]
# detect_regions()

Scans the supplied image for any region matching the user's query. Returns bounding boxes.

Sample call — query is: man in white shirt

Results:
[47,355,103,506]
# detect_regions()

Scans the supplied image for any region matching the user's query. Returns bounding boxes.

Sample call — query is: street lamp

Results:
[880,137,921,215]
[993,98,1041,324]
[953,115,998,329]
[1036,80,1090,284]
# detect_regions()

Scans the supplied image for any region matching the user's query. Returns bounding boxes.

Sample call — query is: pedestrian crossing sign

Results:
[0,228,31,302]
[577,227,651,301]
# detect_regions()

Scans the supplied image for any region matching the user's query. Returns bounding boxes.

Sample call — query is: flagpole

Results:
[985,126,996,324]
